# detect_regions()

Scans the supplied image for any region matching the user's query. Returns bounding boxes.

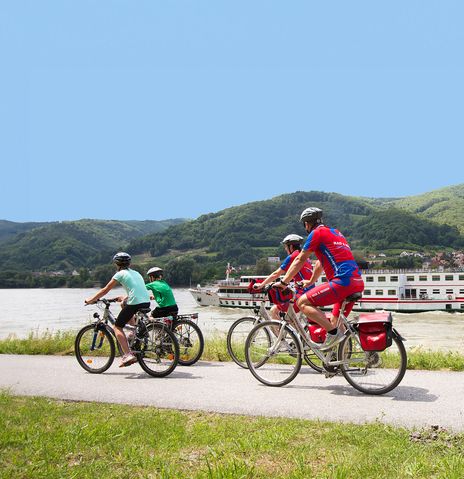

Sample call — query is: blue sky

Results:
[1,1,463,222]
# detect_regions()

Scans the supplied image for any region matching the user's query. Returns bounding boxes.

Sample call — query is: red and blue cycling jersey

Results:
[302,225,362,284]
[280,250,313,283]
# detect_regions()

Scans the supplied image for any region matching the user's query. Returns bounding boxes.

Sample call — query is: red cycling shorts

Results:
[299,277,364,318]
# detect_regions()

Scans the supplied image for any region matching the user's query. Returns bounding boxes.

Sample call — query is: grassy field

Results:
[1,392,463,479]
[1,331,464,371]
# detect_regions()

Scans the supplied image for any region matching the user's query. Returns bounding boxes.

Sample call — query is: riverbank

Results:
[1,331,464,371]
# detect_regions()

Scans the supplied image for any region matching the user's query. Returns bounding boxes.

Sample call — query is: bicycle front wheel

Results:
[136,323,179,377]
[303,349,324,373]
[245,321,302,387]
[74,324,115,373]
[227,316,261,368]
[173,319,204,366]
[339,333,407,395]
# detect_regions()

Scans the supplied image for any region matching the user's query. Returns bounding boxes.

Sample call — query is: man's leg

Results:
[296,295,333,331]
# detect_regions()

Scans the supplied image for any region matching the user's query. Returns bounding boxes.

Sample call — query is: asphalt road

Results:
[1,354,463,431]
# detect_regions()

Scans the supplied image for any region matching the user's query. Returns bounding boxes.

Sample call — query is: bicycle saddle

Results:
[345,292,363,302]
[138,308,152,314]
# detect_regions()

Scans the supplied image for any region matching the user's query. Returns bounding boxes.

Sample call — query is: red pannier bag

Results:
[247,279,264,294]
[356,312,393,351]
[306,314,331,343]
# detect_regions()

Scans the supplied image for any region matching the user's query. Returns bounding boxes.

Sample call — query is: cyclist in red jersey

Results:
[253,234,314,320]
[277,207,364,350]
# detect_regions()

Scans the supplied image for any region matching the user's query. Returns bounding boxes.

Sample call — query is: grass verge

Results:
[1,392,463,479]
[1,331,464,371]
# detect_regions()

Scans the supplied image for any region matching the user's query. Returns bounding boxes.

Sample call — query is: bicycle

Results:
[75,298,180,377]
[152,313,204,366]
[244,286,407,395]
[227,298,324,373]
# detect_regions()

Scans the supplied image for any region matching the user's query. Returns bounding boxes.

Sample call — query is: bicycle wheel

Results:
[74,324,115,373]
[245,321,302,387]
[303,349,324,373]
[227,316,261,368]
[136,323,179,377]
[339,333,407,395]
[173,319,204,366]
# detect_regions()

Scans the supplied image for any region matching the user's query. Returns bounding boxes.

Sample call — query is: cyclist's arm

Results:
[85,278,119,304]
[254,267,284,289]
[303,260,322,286]
[279,250,311,286]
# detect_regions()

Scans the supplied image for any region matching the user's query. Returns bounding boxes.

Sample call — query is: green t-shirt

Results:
[145,279,177,308]
[113,268,150,305]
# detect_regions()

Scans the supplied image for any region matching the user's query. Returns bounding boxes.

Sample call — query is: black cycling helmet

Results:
[300,207,323,225]
[281,234,304,245]
[112,252,131,267]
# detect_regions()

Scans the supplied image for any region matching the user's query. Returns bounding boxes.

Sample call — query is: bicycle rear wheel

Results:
[227,316,261,368]
[173,319,204,366]
[74,324,115,373]
[303,349,324,373]
[339,333,407,395]
[136,323,179,377]
[245,321,302,387]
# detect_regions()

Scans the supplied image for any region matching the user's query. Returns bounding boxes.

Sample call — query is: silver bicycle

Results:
[244,287,407,395]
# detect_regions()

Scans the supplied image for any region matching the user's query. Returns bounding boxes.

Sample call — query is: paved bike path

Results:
[1,354,463,431]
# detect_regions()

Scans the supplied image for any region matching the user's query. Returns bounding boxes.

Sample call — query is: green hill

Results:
[0,220,50,244]
[386,184,464,234]
[128,190,464,278]
[0,218,185,271]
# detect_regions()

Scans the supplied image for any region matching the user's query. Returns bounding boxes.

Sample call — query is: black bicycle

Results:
[75,298,179,377]
[152,313,204,366]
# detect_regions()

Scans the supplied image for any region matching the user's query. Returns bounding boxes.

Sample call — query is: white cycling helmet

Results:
[281,234,304,245]
[147,266,163,277]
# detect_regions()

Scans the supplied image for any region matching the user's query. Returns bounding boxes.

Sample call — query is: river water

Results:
[0,288,463,352]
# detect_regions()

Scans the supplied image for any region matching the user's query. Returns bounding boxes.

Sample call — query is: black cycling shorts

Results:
[151,305,179,319]
[115,302,150,328]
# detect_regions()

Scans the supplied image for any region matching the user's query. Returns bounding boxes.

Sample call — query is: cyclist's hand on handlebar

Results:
[84,298,96,305]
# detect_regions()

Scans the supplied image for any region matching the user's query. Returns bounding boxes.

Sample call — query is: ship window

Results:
[460,289,464,294]
[375,290,384,296]
[378,276,386,282]
[405,289,417,298]
[224,301,229,305]
[446,289,453,295]
[446,304,452,310]
[406,276,414,281]
[433,289,440,294]
[445,275,454,281]
[245,302,249,306]
[432,275,440,281]
[459,275,464,281]
[363,290,371,295]
[390,276,398,282]
[419,276,427,281]
[238,301,242,305]
[461,304,464,310]
[365,276,374,282]
[231,301,235,305]
[388,290,396,296]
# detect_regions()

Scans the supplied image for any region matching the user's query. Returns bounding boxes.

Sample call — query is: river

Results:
[0,288,463,351]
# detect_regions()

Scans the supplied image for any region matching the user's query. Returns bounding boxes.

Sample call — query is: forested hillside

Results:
[127,190,464,284]
[0,218,185,272]
[0,220,49,244]
[388,184,464,234]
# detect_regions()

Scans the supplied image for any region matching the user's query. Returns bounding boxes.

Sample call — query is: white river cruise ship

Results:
[189,269,464,312]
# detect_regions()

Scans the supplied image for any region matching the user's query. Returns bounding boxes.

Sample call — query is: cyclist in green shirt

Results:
[146,267,179,319]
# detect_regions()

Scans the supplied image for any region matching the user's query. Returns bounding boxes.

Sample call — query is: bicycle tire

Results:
[136,323,179,377]
[245,320,302,387]
[173,319,204,366]
[227,316,262,368]
[303,350,324,373]
[339,333,407,395]
[74,324,115,373]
